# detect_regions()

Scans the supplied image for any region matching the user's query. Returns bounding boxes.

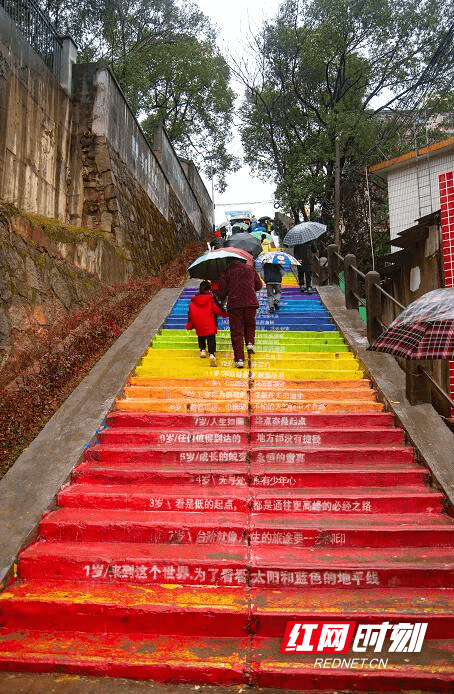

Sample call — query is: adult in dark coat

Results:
[292,242,316,294]
[217,260,263,367]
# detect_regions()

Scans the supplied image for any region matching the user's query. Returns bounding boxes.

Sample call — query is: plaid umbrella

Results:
[368,288,454,359]
[283,221,327,246]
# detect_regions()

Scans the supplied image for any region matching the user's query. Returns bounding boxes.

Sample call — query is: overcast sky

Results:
[194,0,283,225]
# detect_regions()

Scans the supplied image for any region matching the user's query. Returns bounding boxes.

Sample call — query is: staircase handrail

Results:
[323,243,454,417]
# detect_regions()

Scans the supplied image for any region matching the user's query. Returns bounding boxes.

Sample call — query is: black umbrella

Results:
[224,232,262,258]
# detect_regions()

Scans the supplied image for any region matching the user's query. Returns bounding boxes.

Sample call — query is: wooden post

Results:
[365,271,382,344]
[406,361,431,405]
[344,254,358,310]
[334,137,341,248]
[327,244,339,285]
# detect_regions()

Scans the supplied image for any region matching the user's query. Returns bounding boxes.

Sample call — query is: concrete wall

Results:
[0,7,72,220]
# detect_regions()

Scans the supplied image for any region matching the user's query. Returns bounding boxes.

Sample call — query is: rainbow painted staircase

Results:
[1,284,454,690]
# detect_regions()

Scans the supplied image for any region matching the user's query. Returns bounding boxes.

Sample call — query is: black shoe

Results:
[299,286,305,293]
[306,287,313,295]
[274,303,280,310]
[269,306,275,313]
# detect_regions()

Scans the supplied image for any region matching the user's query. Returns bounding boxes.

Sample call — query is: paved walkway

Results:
[1,280,454,691]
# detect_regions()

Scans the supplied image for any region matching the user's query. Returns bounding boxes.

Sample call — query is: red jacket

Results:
[217,260,263,310]
[186,291,227,336]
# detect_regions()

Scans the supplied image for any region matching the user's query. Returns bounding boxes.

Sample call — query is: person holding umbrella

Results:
[283,221,327,294]
[293,241,316,294]
[185,280,228,367]
[217,260,263,368]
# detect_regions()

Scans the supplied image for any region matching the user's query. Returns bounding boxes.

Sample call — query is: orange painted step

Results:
[114,399,249,413]
[0,581,249,636]
[248,545,454,590]
[249,636,454,691]
[0,629,248,684]
[250,487,444,515]
[57,483,249,513]
[127,376,247,388]
[250,513,454,547]
[250,401,384,413]
[123,386,249,399]
[39,508,249,545]
[73,462,249,487]
[19,541,249,586]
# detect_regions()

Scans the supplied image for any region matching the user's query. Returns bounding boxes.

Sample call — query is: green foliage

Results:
[40,0,239,188]
[238,0,454,249]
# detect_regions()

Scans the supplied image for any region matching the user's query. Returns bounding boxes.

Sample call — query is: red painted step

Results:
[250,487,443,514]
[39,508,248,545]
[18,541,249,586]
[0,629,248,684]
[73,462,249,487]
[250,466,428,488]
[57,483,249,513]
[98,428,249,446]
[249,635,454,691]
[250,586,454,638]
[73,462,427,488]
[0,581,250,636]
[84,445,248,466]
[250,412,396,428]
[249,545,454,589]
[251,446,415,466]
[106,411,248,429]
[251,428,403,446]
[250,513,454,547]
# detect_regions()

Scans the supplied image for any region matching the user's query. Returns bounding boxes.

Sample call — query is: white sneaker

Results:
[209,354,217,367]
[235,360,244,368]
[200,350,207,358]
[247,343,255,353]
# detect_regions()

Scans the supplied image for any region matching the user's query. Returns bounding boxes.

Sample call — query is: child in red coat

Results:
[185,280,227,366]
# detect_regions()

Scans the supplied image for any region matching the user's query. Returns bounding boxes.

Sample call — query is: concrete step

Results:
[250,513,454,547]
[0,580,249,635]
[39,508,249,545]
[0,629,248,684]
[18,541,249,586]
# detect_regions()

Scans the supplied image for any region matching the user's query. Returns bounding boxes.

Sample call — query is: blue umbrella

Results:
[188,249,247,280]
[258,251,300,271]
[284,222,327,246]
